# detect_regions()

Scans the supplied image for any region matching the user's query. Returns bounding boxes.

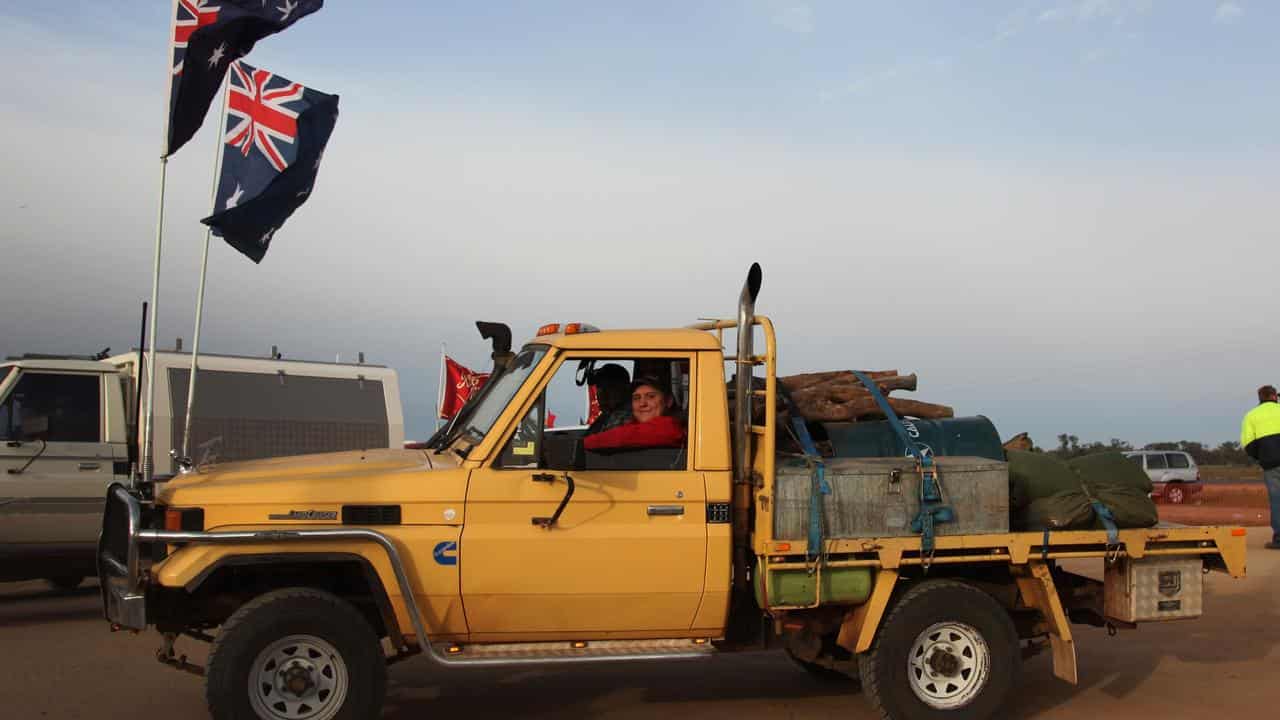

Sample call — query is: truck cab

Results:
[97,266,1248,720]
[1,349,405,587]
[0,358,129,586]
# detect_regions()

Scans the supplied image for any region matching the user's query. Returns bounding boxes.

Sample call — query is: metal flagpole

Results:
[140,0,182,487]
[180,72,231,463]
[436,343,447,430]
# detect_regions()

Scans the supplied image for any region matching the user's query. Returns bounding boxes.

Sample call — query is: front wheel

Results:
[859,580,1019,720]
[206,588,387,720]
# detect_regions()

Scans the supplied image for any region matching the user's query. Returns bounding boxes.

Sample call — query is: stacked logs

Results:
[778,369,954,423]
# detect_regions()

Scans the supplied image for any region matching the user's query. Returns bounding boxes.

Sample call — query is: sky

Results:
[1,1,1277,448]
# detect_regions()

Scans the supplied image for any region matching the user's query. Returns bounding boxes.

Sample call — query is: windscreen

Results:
[454,346,549,446]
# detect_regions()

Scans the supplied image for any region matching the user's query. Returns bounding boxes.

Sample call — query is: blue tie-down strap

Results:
[790,417,831,562]
[909,458,956,556]
[851,371,955,555]
[1091,500,1120,546]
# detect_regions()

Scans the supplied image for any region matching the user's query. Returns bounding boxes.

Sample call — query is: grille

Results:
[343,505,402,525]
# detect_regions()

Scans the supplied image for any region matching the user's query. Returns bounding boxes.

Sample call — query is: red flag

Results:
[587,385,601,424]
[546,412,557,429]
[440,357,489,419]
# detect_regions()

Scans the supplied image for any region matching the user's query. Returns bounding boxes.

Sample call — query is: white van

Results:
[0,350,404,587]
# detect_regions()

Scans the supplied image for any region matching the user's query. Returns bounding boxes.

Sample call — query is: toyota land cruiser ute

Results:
[98,265,1247,720]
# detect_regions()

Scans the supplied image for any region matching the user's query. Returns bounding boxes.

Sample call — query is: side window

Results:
[1123,454,1143,467]
[1166,453,1190,469]
[1145,453,1167,470]
[497,394,545,469]
[496,356,692,471]
[2,373,100,443]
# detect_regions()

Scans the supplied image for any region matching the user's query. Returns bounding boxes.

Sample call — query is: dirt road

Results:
[1,529,1276,720]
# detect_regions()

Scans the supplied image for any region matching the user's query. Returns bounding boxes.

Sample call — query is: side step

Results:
[432,638,717,665]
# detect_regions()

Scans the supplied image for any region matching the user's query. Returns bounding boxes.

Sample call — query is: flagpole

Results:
[436,342,447,430]
[180,71,231,463]
[140,157,168,485]
[139,0,183,487]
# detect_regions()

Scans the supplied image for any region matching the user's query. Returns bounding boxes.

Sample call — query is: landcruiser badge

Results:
[268,510,338,521]
[1158,570,1182,596]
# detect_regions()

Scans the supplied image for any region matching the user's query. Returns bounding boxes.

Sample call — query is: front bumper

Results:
[99,483,148,630]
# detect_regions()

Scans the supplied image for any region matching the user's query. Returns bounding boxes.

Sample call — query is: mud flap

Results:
[1013,561,1078,685]
[835,568,899,654]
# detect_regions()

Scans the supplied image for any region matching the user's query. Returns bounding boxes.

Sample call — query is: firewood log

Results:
[1002,432,1033,452]
[779,369,900,392]
[780,371,916,395]
[790,394,954,423]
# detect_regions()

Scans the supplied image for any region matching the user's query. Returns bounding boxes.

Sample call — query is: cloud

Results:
[772,3,814,33]
[819,56,952,103]
[1081,47,1109,63]
[1214,2,1244,24]
[1038,0,1152,25]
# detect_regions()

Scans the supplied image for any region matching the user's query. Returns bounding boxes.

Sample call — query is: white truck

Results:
[0,349,404,587]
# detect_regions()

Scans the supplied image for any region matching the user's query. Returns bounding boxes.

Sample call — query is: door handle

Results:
[79,462,101,471]
[647,505,685,516]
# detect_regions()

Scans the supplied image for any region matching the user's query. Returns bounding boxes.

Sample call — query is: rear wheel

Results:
[206,588,387,720]
[1165,484,1186,504]
[859,580,1019,720]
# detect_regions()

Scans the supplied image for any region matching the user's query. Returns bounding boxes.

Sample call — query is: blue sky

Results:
[2,1,1276,447]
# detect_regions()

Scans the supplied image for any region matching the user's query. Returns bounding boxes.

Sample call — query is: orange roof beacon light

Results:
[536,322,599,337]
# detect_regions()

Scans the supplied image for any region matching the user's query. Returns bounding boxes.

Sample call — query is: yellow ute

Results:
[99,264,1247,720]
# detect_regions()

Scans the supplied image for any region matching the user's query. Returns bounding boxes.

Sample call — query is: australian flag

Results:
[168,0,323,156]
[201,61,339,263]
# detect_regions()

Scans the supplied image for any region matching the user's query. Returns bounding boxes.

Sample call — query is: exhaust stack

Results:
[734,263,762,485]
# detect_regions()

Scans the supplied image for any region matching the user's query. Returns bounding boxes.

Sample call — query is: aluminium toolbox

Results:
[1104,556,1204,622]
[773,456,1010,540]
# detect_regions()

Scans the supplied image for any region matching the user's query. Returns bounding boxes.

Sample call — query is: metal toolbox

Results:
[1104,556,1203,623]
[773,456,1010,540]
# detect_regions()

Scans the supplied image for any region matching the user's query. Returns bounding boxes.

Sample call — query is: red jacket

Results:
[583,415,686,451]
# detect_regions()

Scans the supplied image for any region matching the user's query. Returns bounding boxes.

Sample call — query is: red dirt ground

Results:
[1157,482,1272,526]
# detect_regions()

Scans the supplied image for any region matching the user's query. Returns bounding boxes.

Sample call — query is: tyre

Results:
[1165,484,1185,505]
[47,576,83,591]
[206,588,387,720]
[858,580,1019,720]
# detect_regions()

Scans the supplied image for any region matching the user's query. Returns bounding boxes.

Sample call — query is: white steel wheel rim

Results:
[907,621,991,710]
[1167,486,1184,503]
[248,634,349,720]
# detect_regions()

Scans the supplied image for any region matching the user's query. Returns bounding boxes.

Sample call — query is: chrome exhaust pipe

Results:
[734,263,762,487]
